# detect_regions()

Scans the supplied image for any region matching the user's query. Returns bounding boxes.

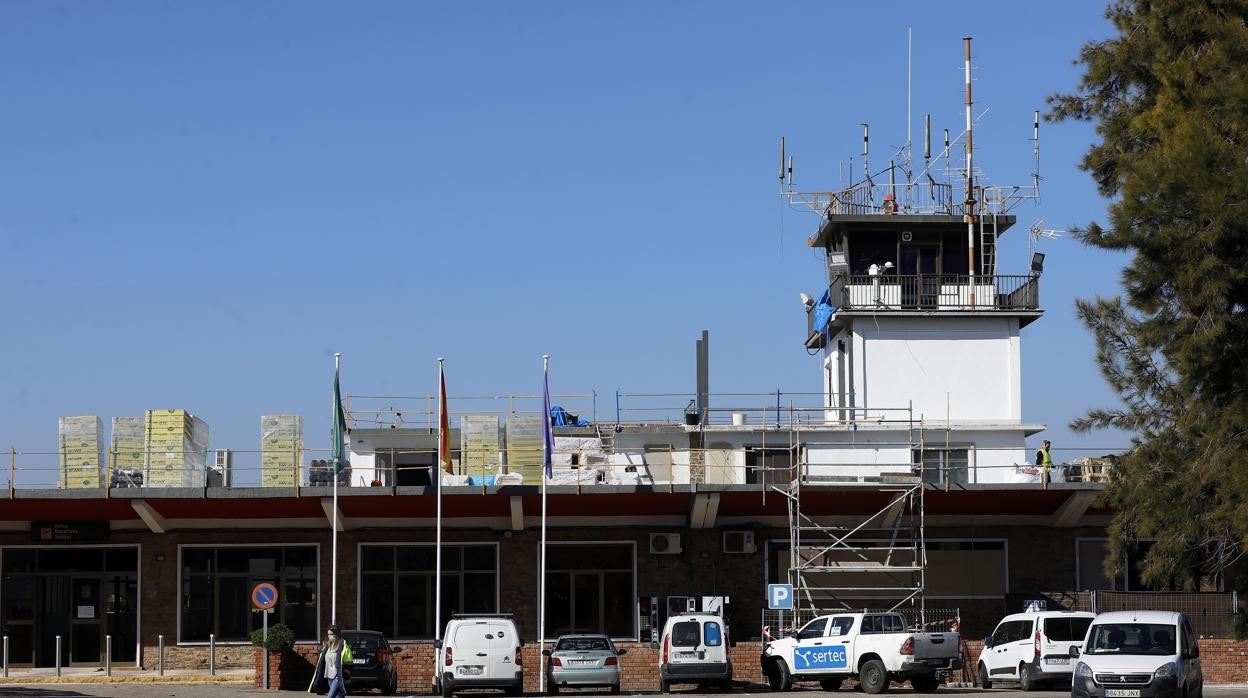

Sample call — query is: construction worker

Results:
[1035,440,1053,486]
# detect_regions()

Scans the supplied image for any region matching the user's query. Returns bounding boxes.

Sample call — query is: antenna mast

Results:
[963,36,976,307]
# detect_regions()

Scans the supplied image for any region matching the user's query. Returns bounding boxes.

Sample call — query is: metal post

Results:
[105,635,112,676]
[209,633,215,676]
[3,634,9,677]
[262,611,270,689]
[55,635,62,677]
[158,634,164,676]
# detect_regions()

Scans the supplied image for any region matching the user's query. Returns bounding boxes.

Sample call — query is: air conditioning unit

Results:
[649,532,682,555]
[722,530,756,554]
[210,449,232,487]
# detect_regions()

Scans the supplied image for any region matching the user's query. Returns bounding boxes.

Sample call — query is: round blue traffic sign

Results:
[251,582,279,610]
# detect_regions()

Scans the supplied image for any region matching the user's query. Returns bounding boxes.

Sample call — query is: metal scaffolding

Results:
[770,408,929,630]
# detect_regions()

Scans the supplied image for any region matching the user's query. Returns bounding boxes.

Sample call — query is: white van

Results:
[1070,611,1203,698]
[658,613,733,692]
[435,614,524,697]
[979,609,1096,690]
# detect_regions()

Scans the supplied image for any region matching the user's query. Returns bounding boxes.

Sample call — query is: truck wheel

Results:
[1019,663,1033,692]
[659,678,670,694]
[820,678,843,691]
[977,663,992,690]
[767,660,792,692]
[441,678,454,698]
[858,659,889,695]
[910,675,940,693]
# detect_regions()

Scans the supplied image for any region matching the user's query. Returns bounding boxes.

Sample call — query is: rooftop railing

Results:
[2,443,1117,494]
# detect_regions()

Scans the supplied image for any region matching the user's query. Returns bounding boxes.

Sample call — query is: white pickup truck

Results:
[761,612,962,694]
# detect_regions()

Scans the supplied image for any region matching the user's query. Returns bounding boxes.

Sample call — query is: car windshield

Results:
[556,637,611,652]
[1085,623,1176,655]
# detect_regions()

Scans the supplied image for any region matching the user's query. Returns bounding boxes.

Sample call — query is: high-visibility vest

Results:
[1038,448,1053,467]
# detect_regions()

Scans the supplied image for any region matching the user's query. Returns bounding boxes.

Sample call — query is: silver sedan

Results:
[543,634,627,694]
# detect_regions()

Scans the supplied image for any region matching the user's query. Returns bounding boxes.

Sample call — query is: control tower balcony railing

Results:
[807,274,1040,343]
[839,273,1039,311]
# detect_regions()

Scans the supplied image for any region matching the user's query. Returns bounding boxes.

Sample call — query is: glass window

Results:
[179,546,318,642]
[358,544,498,639]
[672,621,700,647]
[914,448,969,486]
[1045,617,1093,642]
[2,549,36,573]
[797,618,827,640]
[704,622,722,647]
[40,548,103,573]
[106,548,138,572]
[829,617,855,637]
[544,544,634,639]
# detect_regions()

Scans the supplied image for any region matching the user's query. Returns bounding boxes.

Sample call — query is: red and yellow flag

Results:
[438,366,453,474]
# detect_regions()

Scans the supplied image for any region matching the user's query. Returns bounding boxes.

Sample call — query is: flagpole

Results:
[539,354,550,694]
[435,357,445,690]
[332,352,341,626]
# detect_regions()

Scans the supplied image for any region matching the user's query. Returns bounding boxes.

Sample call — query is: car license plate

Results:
[459,666,483,676]
[1105,690,1140,698]
[1047,657,1069,665]
[675,651,696,659]
[353,658,368,665]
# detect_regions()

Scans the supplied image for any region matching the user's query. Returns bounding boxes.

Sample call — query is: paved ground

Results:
[1,686,1247,698]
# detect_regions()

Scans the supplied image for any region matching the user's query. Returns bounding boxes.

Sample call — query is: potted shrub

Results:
[251,623,299,689]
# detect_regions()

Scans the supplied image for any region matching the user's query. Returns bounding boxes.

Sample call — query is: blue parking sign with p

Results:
[767,583,793,610]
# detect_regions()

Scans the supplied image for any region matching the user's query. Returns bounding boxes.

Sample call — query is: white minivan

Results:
[1070,611,1203,698]
[435,614,525,697]
[979,609,1096,690]
[658,613,733,692]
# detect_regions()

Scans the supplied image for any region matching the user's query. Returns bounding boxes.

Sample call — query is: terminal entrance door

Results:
[0,547,138,667]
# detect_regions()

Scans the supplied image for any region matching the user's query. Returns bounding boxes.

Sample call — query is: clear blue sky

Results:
[0,1,1130,479]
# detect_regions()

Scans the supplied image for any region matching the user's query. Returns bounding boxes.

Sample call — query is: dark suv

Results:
[344,630,400,695]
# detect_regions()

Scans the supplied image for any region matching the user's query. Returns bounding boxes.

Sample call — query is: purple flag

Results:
[542,361,553,478]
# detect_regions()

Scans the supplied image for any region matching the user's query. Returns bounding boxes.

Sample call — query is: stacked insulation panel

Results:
[144,409,209,487]
[111,417,145,468]
[58,416,104,489]
[260,414,303,487]
[110,417,145,487]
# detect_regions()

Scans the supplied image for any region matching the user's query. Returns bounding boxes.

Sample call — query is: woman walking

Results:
[308,624,353,697]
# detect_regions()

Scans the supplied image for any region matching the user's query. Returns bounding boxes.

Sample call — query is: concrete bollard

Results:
[3,634,8,678]
[55,635,62,677]
[209,633,215,676]
[105,635,112,676]
[158,634,164,676]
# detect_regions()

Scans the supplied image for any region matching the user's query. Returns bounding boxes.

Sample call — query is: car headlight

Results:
[1154,663,1176,679]
[1074,662,1092,678]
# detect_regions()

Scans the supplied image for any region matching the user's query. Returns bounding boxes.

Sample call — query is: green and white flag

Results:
[332,361,349,473]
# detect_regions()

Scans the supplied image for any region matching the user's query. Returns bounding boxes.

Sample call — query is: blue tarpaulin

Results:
[812,289,837,332]
[550,405,590,427]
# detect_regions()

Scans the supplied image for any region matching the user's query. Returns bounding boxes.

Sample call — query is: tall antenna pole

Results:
[963,37,977,307]
[1033,109,1041,195]
[907,27,912,178]
[778,137,786,191]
